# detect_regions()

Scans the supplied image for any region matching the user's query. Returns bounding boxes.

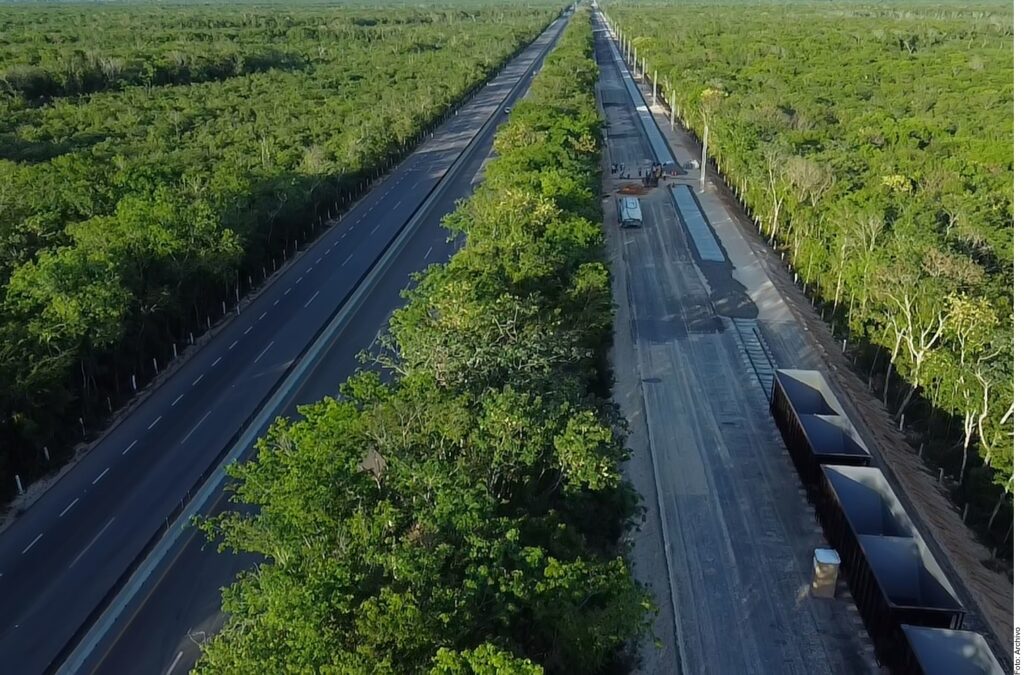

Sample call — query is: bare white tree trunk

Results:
[987,477,1012,532]
[700,122,709,192]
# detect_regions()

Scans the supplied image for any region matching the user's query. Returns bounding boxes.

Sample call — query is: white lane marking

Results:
[424,246,433,259]
[191,374,204,386]
[22,534,42,555]
[93,468,109,485]
[392,200,402,210]
[147,416,162,430]
[296,276,303,284]
[254,341,274,364]
[341,232,348,240]
[244,326,252,335]
[166,651,184,675]
[212,357,222,367]
[344,253,354,265]
[284,288,292,296]
[181,410,212,445]
[304,291,320,308]
[69,518,115,569]
[316,257,322,264]
[259,311,267,321]
[273,299,280,306]
[122,440,138,455]
[371,222,381,234]
[305,267,312,274]
[332,241,339,248]
[172,394,184,406]
[60,498,79,518]
[229,340,238,350]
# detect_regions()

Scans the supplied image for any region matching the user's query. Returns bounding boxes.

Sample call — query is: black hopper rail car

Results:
[899,625,1004,675]
[770,369,871,489]
[819,467,965,665]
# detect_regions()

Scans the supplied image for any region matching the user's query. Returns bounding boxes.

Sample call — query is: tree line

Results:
[0,2,561,502]
[606,0,1013,556]
[195,9,652,672]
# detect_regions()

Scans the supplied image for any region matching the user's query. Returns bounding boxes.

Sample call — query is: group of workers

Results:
[610,161,668,184]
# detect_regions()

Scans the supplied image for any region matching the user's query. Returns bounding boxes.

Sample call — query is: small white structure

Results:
[811,548,840,598]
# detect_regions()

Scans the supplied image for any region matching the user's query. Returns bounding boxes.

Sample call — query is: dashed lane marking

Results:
[254,341,274,364]
[172,394,184,406]
[147,416,162,430]
[211,357,222,367]
[304,291,320,308]
[122,440,138,455]
[69,518,115,569]
[424,246,433,259]
[243,326,252,335]
[259,312,267,321]
[228,340,238,350]
[93,467,110,484]
[22,534,42,555]
[181,410,212,445]
[344,253,354,265]
[166,651,184,675]
[60,498,79,518]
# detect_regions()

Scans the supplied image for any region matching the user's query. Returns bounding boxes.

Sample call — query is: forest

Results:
[195,9,653,671]
[0,1,561,500]
[605,1,1013,555]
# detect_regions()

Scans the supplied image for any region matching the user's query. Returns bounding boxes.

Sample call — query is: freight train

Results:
[770,369,1004,675]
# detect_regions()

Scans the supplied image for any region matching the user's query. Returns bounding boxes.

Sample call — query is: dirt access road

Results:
[594,9,1012,672]
[595,16,875,675]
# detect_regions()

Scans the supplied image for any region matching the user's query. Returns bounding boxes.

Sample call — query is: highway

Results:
[594,14,875,674]
[0,14,567,675]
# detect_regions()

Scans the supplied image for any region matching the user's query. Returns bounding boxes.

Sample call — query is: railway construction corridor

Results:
[594,15,875,674]
[0,14,568,675]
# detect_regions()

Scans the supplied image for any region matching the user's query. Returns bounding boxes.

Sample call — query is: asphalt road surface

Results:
[0,15,568,675]
[594,14,876,675]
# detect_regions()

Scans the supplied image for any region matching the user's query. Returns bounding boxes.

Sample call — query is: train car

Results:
[848,533,965,666]
[862,533,966,660]
[817,466,965,666]
[899,625,1004,675]
[818,465,915,572]
[770,370,871,487]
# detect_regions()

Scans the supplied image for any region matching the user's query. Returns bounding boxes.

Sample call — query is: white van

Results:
[617,197,642,228]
